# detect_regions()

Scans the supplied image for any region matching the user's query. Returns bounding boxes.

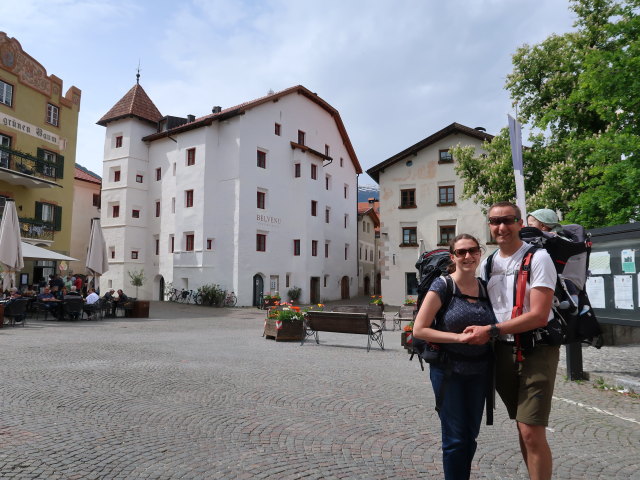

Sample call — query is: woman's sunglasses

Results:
[452,247,483,258]
[488,215,520,226]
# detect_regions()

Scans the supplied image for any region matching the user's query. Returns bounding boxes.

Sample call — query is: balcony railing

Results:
[0,145,62,181]
[0,214,54,242]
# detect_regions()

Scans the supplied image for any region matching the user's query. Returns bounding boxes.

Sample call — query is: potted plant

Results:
[401,322,414,351]
[404,297,417,306]
[369,295,384,313]
[264,303,304,341]
[287,286,302,303]
[128,269,145,298]
[127,269,148,318]
[262,292,281,309]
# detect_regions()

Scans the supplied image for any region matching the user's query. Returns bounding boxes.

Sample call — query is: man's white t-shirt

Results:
[480,242,556,334]
[85,292,100,305]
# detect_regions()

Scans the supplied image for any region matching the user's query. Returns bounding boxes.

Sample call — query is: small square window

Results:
[311,164,318,180]
[294,163,301,178]
[257,150,266,168]
[275,123,281,136]
[311,200,317,216]
[113,170,121,182]
[298,130,306,146]
[402,227,417,246]
[185,190,194,208]
[155,239,159,255]
[311,240,318,257]
[325,242,329,258]
[92,194,101,208]
[112,205,120,218]
[110,249,115,259]
[340,157,343,167]
[256,233,266,252]
[325,208,330,224]
[187,148,196,166]
[293,239,301,256]
[344,214,348,228]
[136,174,143,183]
[325,144,330,156]
[0,80,13,107]
[439,226,456,245]
[115,136,123,148]
[170,235,175,253]
[344,184,348,199]
[439,149,453,163]
[400,189,416,208]
[257,191,266,209]
[325,175,330,190]
[132,209,140,218]
[156,168,162,181]
[185,234,195,251]
[155,201,160,217]
[131,250,139,260]
[206,239,213,250]
[438,186,455,205]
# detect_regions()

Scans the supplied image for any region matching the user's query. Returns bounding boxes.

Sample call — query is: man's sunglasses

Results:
[488,215,520,226]
[452,247,483,258]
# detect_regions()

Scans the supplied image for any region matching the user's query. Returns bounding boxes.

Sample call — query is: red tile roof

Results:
[97,83,163,126]
[74,164,101,184]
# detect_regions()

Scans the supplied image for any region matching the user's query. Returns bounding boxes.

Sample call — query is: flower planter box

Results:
[262,298,281,309]
[264,317,303,341]
[401,331,413,352]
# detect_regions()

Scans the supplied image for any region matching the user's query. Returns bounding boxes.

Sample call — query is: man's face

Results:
[488,205,523,248]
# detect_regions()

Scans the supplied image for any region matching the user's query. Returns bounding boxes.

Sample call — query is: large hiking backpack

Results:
[485,226,602,349]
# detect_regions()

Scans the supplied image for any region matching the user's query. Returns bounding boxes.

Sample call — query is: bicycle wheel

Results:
[194,293,203,305]
[226,293,237,307]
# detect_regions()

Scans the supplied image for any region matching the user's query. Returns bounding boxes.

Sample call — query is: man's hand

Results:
[462,325,490,345]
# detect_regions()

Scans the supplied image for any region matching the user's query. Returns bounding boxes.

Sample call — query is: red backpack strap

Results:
[512,248,537,361]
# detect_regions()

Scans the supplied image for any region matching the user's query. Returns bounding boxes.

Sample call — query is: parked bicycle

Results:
[223,291,237,307]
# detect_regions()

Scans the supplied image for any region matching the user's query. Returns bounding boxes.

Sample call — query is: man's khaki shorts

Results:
[495,342,560,426]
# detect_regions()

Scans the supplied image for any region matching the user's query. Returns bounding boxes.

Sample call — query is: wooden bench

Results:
[393,305,416,331]
[302,311,384,352]
[328,305,387,330]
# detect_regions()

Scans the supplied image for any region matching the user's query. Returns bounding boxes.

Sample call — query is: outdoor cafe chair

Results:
[4,298,29,327]
[62,298,84,321]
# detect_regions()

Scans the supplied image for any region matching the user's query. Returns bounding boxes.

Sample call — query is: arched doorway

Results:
[340,276,349,300]
[253,274,264,307]
[364,276,371,296]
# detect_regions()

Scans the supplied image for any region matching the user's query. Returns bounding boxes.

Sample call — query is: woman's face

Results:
[450,238,482,274]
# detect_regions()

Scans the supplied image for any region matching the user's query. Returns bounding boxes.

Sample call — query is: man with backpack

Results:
[464,201,557,480]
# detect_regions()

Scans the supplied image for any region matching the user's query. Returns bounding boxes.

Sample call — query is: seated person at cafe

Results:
[85,288,100,305]
[5,288,26,323]
[37,287,61,319]
[65,286,82,297]
[111,289,129,316]
[84,288,100,320]
[63,287,83,320]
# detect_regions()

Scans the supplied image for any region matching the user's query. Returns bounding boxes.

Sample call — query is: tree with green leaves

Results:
[454,0,640,227]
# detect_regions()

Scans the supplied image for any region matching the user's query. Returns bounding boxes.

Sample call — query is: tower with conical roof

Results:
[97,77,163,297]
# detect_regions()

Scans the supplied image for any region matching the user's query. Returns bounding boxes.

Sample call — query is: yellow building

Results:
[0,32,81,286]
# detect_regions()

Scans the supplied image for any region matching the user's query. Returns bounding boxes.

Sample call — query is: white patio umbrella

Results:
[0,199,24,291]
[85,217,108,292]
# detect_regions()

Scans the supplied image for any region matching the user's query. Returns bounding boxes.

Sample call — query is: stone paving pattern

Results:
[0,301,638,479]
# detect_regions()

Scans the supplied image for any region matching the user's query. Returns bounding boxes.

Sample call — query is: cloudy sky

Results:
[4,0,576,184]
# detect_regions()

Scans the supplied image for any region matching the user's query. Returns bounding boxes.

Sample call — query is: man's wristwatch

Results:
[489,324,501,339]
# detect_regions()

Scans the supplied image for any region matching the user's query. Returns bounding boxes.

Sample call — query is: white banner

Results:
[0,111,67,150]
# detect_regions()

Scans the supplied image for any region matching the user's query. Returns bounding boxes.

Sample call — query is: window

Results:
[187,148,195,166]
[257,150,266,168]
[46,103,59,126]
[275,123,281,136]
[131,250,139,260]
[311,200,317,216]
[185,234,195,251]
[325,242,329,258]
[112,205,120,218]
[344,184,348,199]
[173,162,176,175]
[92,194,101,208]
[325,207,330,224]
[400,189,416,208]
[132,209,140,218]
[257,191,266,209]
[170,235,175,253]
[185,190,194,208]
[439,149,453,163]
[325,144,330,156]
[156,168,162,181]
[340,157,344,167]
[293,239,301,256]
[325,175,330,190]
[438,186,455,205]
[113,170,121,182]
[110,248,115,259]
[344,214,348,228]
[136,174,143,183]
[42,150,57,177]
[0,133,10,168]
[311,164,317,180]
[155,201,160,217]
[0,80,13,106]
[256,233,266,252]
[344,244,349,260]
[115,136,123,148]
[439,225,456,245]
[286,274,290,288]
[155,238,159,255]
[402,227,417,246]
[312,240,318,257]
[294,163,301,178]
[406,272,419,295]
[298,130,305,145]
[206,238,213,250]
[171,197,175,213]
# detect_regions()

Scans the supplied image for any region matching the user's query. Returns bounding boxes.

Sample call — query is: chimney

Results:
[212,106,222,114]
[187,114,195,122]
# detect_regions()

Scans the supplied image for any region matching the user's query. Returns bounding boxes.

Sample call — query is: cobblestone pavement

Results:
[0,302,638,479]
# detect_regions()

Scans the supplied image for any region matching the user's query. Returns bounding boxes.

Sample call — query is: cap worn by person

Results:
[528,208,562,233]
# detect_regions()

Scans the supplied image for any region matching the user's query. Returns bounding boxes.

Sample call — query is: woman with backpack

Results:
[413,233,495,480]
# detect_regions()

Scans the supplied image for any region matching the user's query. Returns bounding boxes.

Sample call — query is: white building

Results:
[357,199,380,296]
[366,123,494,306]
[68,164,101,275]
[97,83,362,305]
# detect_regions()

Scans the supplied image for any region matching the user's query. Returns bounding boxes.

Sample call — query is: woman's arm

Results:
[413,290,472,344]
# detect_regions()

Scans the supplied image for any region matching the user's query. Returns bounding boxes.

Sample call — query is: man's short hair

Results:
[488,201,522,219]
